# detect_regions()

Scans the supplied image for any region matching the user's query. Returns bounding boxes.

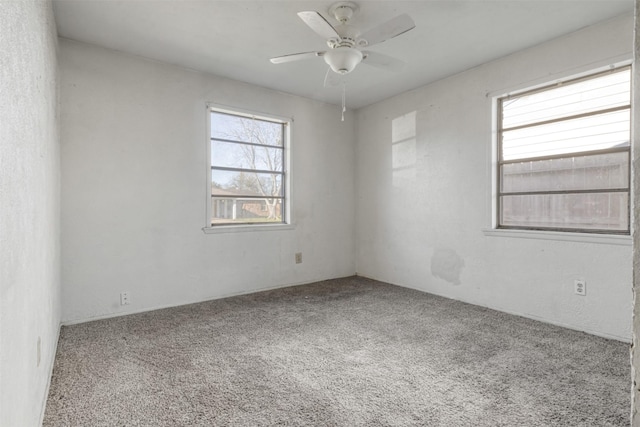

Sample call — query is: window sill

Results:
[482,228,631,246]
[202,223,295,234]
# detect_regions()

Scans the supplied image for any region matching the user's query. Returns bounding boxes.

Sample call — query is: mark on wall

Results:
[431,247,465,285]
[391,111,417,188]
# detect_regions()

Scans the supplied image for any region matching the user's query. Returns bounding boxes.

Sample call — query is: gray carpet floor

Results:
[44,276,630,426]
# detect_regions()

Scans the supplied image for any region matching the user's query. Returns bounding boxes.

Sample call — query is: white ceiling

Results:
[53,0,633,109]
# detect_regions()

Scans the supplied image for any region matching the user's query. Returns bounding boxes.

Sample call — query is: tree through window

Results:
[209,108,287,226]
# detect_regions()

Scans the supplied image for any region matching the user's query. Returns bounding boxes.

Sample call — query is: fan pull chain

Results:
[341,81,346,122]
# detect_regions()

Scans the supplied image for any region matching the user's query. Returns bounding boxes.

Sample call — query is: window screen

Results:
[209,109,287,226]
[497,67,630,233]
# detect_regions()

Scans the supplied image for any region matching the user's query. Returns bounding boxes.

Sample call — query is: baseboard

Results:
[355,273,631,344]
[61,274,357,326]
[38,322,61,426]
[62,272,629,341]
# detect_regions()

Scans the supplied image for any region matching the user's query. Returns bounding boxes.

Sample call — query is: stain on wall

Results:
[431,248,465,285]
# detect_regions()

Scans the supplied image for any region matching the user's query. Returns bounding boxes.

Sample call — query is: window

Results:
[208,107,288,227]
[496,66,630,234]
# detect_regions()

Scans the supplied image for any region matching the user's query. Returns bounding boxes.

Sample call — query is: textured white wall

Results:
[631,1,639,424]
[356,13,634,341]
[59,39,356,323]
[0,1,60,426]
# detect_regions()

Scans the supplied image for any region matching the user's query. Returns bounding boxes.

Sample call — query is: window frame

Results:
[203,104,292,232]
[495,66,631,235]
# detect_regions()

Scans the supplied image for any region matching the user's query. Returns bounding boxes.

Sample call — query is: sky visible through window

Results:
[501,69,630,161]
[210,112,283,192]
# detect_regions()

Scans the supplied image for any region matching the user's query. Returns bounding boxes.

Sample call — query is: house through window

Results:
[208,107,288,226]
[496,66,631,234]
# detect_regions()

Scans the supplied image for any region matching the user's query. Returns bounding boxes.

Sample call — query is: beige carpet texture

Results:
[44,276,630,426]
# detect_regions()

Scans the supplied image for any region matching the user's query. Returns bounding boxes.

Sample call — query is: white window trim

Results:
[486,57,633,240]
[202,103,293,233]
[482,228,631,245]
[203,223,296,234]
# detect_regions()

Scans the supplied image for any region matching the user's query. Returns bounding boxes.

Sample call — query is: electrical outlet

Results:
[295,252,302,264]
[120,292,130,305]
[574,279,586,296]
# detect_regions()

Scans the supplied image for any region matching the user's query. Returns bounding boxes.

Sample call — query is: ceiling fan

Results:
[270,1,415,85]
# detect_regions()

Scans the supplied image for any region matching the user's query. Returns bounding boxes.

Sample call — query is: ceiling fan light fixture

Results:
[324,47,363,74]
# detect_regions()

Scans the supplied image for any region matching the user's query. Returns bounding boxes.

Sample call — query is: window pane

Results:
[211,170,283,198]
[211,140,283,171]
[211,197,283,225]
[502,69,630,129]
[501,151,628,193]
[500,192,628,231]
[502,109,630,160]
[211,113,283,146]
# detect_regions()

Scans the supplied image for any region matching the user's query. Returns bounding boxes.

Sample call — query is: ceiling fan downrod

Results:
[341,81,347,122]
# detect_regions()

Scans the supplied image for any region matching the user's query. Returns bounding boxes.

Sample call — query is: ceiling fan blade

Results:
[361,51,406,72]
[358,14,415,47]
[298,11,340,40]
[324,67,344,88]
[270,51,325,64]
